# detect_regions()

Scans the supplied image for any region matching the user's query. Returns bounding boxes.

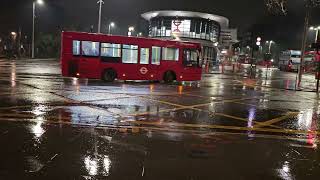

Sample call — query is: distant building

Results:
[220,28,238,48]
[141,10,236,66]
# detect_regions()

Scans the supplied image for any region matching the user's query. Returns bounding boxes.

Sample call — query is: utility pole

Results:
[268,41,273,53]
[31,0,44,59]
[97,0,104,33]
[297,7,311,88]
[18,28,22,59]
[32,1,35,58]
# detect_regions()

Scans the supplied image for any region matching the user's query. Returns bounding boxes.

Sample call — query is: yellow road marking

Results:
[124,107,188,117]
[192,108,282,129]
[0,102,77,110]
[139,96,187,108]
[0,113,71,121]
[0,115,319,136]
[253,112,299,128]
[123,104,282,129]
[0,116,318,144]
[127,120,320,135]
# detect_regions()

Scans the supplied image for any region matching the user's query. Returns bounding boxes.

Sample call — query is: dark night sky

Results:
[1,0,320,49]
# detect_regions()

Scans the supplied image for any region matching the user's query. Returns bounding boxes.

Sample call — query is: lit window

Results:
[152,46,161,65]
[82,41,99,57]
[72,40,80,55]
[122,44,138,64]
[140,48,149,64]
[184,49,199,67]
[162,47,179,61]
[101,43,121,57]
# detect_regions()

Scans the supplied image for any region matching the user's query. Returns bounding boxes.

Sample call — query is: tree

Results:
[35,32,60,58]
[265,0,288,15]
[264,0,320,87]
[265,0,320,15]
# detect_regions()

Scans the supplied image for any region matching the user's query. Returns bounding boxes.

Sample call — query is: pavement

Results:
[0,58,320,179]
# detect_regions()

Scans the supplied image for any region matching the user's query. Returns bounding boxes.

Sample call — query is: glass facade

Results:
[149,17,220,42]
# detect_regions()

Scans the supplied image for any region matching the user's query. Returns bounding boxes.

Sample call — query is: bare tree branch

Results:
[265,0,320,15]
[265,0,288,15]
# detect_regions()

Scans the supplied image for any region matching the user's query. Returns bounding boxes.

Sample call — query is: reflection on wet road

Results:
[0,59,320,179]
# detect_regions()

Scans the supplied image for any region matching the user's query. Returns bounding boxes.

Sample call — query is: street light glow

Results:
[310,26,315,30]
[37,0,44,5]
[110,22,115,27]
[129,26,135,32]
[11,32,17,36]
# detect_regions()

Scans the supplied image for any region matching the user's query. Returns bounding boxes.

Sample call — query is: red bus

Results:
[304,51,320,72]
[60,31,202,82]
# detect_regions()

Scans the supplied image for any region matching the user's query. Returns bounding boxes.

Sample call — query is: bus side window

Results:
[101,43,121,62]
[140,48,150,64]
[82,41,100,57]
[152,46,161,65]
[122,44,138,64]
[72,40,81,55]
[162,47,179,61]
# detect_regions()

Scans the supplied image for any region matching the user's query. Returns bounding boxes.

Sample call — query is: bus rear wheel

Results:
[163,71,176,83]
[102,69,117,82]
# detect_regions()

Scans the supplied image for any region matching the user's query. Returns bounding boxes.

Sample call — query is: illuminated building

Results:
[141,10,237,66]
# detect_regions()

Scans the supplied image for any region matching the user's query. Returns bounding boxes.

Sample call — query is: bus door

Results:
[78,41,100,78]
[138,47,152,80]
[149,46,161,80]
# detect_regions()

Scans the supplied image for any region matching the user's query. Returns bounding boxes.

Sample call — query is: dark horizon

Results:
[1,0,320,49]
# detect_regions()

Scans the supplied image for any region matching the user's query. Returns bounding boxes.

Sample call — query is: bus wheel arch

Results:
[163,70,176,83]
[102,68,117,82]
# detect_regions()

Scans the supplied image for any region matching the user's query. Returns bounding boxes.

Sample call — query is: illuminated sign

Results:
[171,19,191,36]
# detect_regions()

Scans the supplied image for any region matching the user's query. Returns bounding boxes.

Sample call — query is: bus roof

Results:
[62,31,201,49]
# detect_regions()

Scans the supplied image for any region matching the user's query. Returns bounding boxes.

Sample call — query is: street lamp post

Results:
[97,0,104,33]
[32,0,44,59]
[108,22,115,35]
[266,40,274,53]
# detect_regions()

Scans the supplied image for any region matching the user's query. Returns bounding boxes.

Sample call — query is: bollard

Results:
[205,61,209,73]
[232,64,235,73]
[295,74,298,91]
[221,63,224,74]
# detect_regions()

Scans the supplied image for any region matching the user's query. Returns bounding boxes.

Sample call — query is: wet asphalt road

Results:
[0,59,320,180]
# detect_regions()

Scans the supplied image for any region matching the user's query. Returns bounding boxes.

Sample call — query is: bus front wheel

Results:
[163,71,176,83]
[102,69,117,82]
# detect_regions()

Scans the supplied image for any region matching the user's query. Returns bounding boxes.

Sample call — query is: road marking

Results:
[124,107,188,117]
[253,112,299,128]
[139,96,187,108]
[0,115,319,137]
[126,120,320,135]
[0,115,318,145]
[0,113,71,121]
[191,107,282,129]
